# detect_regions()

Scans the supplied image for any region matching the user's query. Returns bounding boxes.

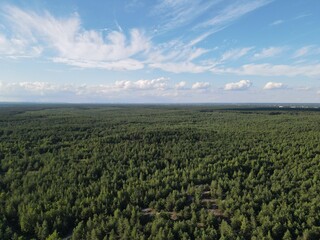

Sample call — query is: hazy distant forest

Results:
[0,105,319,240]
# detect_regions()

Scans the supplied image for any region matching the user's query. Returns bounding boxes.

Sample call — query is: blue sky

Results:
[0,0,320,103]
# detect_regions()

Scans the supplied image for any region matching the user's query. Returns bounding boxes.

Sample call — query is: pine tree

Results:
[282,230,292,240]
[46,230,61,240]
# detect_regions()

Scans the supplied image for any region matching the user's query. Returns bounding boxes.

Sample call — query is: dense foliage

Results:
[0,105,320,240]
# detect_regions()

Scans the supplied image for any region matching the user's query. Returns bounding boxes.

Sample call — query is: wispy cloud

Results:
[149,61,212,73]
[125,0,145,12]
[52,58,145,71]
[197,0,272,29]
[224,80,252,90]
[270,19,284,26]
[151,0,221,33]
[1,5,217,73]
[220,47,253,62]
[294,13,312,20]
[270,12,312,27]
[253,46,285,59]
[2,5,150,69]
[292,45,320,58]
[145,36,213,73]
[296,86,311,91]
[293,46,313,58]
[152,0,273,45]
[186,0,273,45]
[212,63,320,77]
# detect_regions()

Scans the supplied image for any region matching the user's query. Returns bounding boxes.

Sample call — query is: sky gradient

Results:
[0,0,320,103]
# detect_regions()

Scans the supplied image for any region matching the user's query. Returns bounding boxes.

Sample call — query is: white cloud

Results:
[224,80,252,90]
[0,78,170,100]
[0,79,217,102]
[19,82,56,92]
[220,47,253,62]
[0,78,169,95]
[0,80,317,103]
[192,82,210,89]
[253,47,285,59]
[0,3,277,75]
[0,81,58,97]
[3,2,316,81]
[175,81,187,89]
[0,34,42,58]
[114,77,168,90]
[213,63,320,77]
[3,6,150,69]
[263,82,286,90]
[1,5,219,72]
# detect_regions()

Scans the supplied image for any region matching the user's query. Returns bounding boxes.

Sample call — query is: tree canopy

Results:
[0,105,319,239]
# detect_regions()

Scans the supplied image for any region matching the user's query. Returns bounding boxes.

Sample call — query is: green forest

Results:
[0,105,319,240]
